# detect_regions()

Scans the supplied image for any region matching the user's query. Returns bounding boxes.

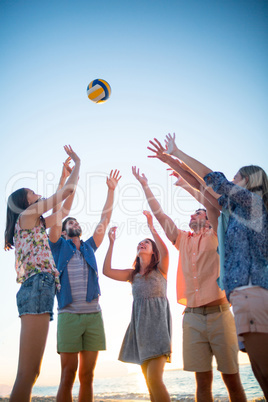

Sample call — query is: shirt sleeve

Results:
[85,236,98,252]
[174,229,187,251]
[48,236,63,252]
[204,171,263,213]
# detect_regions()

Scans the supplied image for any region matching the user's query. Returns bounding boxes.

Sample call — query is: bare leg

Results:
[195,371,213,402]
[56,353,78,402]
[243,332,268,399]
[9,314,50,402]
[78,351,99,402]
[142,356,170,402]
[221,372,246,401]
[141,361,154,402]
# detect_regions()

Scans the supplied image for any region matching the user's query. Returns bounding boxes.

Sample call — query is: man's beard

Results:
[66,227,82,238]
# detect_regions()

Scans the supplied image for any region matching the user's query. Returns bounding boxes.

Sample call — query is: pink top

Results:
[14,217,60,290]
[175,228,226,307]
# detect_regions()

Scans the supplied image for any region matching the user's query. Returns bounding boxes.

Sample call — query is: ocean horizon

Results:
[1,364,263,400]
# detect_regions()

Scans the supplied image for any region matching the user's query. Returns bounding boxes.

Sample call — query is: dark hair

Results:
[4,188,29,250]
[62,216,76,232]
[131,238,160,282]
[195,208,208,220]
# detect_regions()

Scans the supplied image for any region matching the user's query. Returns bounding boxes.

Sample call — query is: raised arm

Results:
[47,157,75,241]
[93,170,121,248]
[171,173,220,231]
[21,146,80,228]
[132,166,179,244]
[166,155,222,211]
[148,133,212,179]
[147,136,221,205]
[51,157,72,215]
[102,227,133,281]
[48,188,77,241]
[143,210,169,277]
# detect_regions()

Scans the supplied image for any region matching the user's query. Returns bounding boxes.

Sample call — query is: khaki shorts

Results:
[183,307,238,374]
[229,286,268,342]
[57,312,106,353]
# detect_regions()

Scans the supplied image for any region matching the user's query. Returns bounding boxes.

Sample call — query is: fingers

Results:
[64,145,73,154]
[111,169,119,180]
[63,158,73,172]
[63,145,79,162]
[147,146,157,153]
[63,145,70,154]
[148,140,160,152]
[108,226,117,235]
[147,138,165,159]
[165,132,175,140]
[167,169,179,178]
[109,169,121,181]
[132,166,140,177]
[108,226,117,241]
[153,137,165,150]
[147,146,160,158]
[143,210,151,217]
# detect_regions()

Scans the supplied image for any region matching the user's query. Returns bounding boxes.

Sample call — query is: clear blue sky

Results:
[0,0,267,391]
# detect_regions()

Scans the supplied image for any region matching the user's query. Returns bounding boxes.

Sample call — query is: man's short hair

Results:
[195,208,208,220]
[62,217,76,232]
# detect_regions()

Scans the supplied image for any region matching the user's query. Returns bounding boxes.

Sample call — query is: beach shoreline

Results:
[0,397,266,402]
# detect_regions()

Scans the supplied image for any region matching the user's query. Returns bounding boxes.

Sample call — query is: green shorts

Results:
[57,312,106,353]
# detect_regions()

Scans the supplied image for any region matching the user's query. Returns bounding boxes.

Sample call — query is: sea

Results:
[30,364,264,400]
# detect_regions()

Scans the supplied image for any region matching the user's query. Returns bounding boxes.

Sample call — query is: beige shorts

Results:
[229,286,268,342]
[183,308,238,374]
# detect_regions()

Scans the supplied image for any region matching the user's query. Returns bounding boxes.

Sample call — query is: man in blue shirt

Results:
[49,168,121,402]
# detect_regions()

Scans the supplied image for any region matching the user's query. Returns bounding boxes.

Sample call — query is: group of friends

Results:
[4,135,268,402]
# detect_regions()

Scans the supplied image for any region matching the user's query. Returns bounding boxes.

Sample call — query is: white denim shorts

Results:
[229,286,268,342]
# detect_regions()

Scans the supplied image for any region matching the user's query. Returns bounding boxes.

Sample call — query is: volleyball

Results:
[86,79,111,103]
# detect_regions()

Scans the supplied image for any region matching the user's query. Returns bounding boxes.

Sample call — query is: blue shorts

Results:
[16,273,56,321]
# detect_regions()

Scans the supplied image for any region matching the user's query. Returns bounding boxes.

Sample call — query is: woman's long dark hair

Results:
[131,238,160,282]
[4,188,29,250]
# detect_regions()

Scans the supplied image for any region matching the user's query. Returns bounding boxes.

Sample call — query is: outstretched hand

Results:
[108,226,117,243]
[167,167,187,187]
[132,166,148,186]
[106,170,121,190]
[173,175,187,187]
[147,138,169,162]
[61,157,72,180]
[143,210,153,227]
[64,145,80,164]
[164,133,178,155]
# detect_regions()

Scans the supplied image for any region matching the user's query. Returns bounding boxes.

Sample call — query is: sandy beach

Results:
[0,397,266,401]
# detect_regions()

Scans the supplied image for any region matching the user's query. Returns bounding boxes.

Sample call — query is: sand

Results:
[0,397,266,401]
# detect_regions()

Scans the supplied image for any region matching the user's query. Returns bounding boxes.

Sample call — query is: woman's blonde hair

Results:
[239,165,268,211]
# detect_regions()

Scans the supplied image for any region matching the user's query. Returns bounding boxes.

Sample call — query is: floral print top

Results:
[14,216,60,290]
[204,171,268,300]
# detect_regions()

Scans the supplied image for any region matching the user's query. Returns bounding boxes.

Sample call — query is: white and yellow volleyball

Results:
[86,79,111,103]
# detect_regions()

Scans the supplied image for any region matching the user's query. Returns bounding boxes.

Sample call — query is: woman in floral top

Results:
[148,133,268,399]
[4,145,80,402]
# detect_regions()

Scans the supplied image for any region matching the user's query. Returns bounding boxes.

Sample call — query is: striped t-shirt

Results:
[59,249,101,314]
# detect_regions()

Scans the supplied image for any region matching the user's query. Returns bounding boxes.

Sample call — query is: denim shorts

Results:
[16,273,56,321]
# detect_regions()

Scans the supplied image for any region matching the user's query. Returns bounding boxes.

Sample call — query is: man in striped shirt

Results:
[49,169,121,402]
